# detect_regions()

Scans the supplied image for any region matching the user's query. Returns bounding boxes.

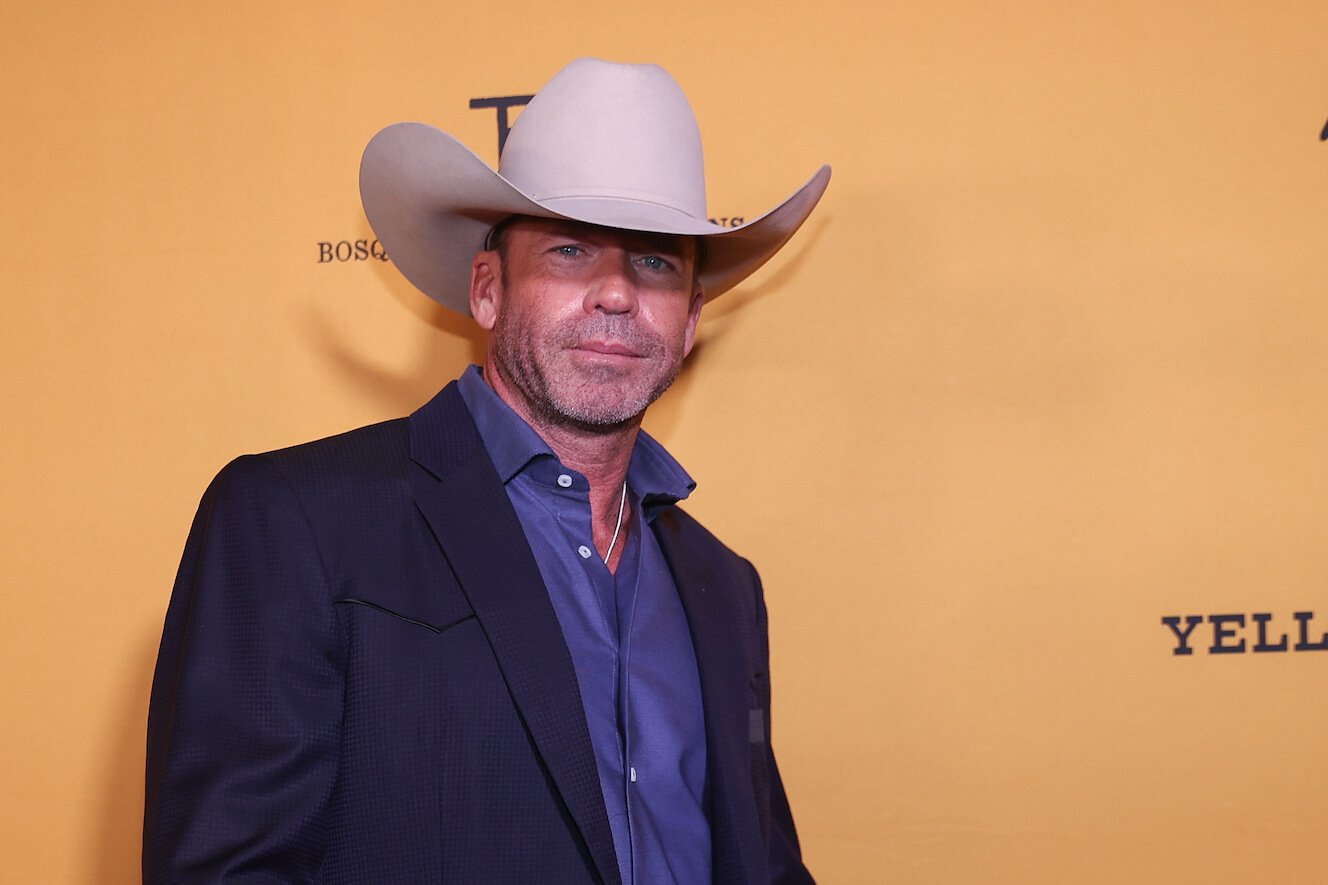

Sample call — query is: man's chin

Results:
[515,352,681,433]
[541,390,653,433]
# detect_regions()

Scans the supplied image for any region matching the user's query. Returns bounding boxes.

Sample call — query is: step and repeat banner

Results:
[3,2,1327,882]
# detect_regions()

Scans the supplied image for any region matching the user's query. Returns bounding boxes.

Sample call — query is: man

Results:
[145,58,830,883]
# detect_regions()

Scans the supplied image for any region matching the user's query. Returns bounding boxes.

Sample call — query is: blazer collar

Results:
[408,382,621,885]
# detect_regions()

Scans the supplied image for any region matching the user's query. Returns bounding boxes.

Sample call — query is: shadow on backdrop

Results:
[649,215,832,442]
[310,223,488,416]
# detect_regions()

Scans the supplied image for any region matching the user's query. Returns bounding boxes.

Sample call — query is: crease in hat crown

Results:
[497,59,710,223]
[359,56,831,314]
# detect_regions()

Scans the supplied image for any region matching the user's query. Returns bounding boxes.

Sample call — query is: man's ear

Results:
[470,251,502,330]
[682,286,705,358]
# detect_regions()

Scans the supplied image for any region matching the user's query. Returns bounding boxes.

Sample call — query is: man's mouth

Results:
[573,339,643,358]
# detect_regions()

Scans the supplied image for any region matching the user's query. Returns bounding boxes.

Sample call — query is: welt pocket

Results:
[334,597,474,634]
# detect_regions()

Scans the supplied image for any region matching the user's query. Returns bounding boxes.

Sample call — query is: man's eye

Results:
[639,255,675,272]
[553,245,583,257]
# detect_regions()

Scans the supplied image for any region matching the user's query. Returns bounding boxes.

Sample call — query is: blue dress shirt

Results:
[458,366,711,885]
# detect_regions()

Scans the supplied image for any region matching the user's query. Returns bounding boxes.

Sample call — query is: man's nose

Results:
[583,254,640,315]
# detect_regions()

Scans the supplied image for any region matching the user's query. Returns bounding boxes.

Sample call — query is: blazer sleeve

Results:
[144,455,345,883]
[765,744,813,884]
[754,566,816,885]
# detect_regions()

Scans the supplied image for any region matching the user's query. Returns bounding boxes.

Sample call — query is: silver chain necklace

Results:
[603,479,628,564]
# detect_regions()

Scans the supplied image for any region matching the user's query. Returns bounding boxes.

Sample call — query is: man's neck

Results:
[482,364,639,571]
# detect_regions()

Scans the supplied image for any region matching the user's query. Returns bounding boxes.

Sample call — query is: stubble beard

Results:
[492,311,685,435]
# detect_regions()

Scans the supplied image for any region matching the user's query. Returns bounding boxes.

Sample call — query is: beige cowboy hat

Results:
[359,57,831,314]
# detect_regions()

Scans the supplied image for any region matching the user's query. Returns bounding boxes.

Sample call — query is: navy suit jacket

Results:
[145,381,811,883]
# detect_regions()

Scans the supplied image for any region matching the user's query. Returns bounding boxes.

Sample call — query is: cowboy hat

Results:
[359,57,831,314]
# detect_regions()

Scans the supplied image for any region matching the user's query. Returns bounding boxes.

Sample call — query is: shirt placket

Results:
[544,466,636,882]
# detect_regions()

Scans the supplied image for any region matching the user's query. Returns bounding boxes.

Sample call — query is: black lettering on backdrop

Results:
[1207,614,1245,654]
[1161,616,1203,655]
[317,239,390,263]
[1293,612,1328,651]
[1162,610,1328,655]
[1251,613,1288,653]
[469,94,535,155]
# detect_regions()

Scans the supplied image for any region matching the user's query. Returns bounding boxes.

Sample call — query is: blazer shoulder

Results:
[656,504,754,572]
[196,418,414,541]
[206,377,475,497]
[256,417,411,483]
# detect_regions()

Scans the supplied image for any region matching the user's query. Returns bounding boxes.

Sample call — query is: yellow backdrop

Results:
[4,1,1328,882]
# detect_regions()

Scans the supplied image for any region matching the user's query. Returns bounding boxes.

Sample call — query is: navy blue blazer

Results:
[145,381,812,883]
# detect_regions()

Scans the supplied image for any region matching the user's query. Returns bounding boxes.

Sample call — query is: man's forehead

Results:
[504,216,695,255]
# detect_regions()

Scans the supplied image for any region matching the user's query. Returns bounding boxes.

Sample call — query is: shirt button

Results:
[557,474,573,488]
[578,545,593,559]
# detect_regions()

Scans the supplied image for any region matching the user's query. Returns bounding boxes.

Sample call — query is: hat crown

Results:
[498,58,708,222]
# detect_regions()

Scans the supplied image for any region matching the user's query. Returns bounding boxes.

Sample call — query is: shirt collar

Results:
[456,365,695,514]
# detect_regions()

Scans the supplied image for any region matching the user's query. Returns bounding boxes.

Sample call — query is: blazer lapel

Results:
[653,509,766,884]
[408,384,620,885]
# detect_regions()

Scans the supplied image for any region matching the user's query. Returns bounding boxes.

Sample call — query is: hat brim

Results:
[360,121,831,314]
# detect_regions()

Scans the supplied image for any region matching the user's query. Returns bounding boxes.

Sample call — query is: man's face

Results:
[470,216,705,433]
